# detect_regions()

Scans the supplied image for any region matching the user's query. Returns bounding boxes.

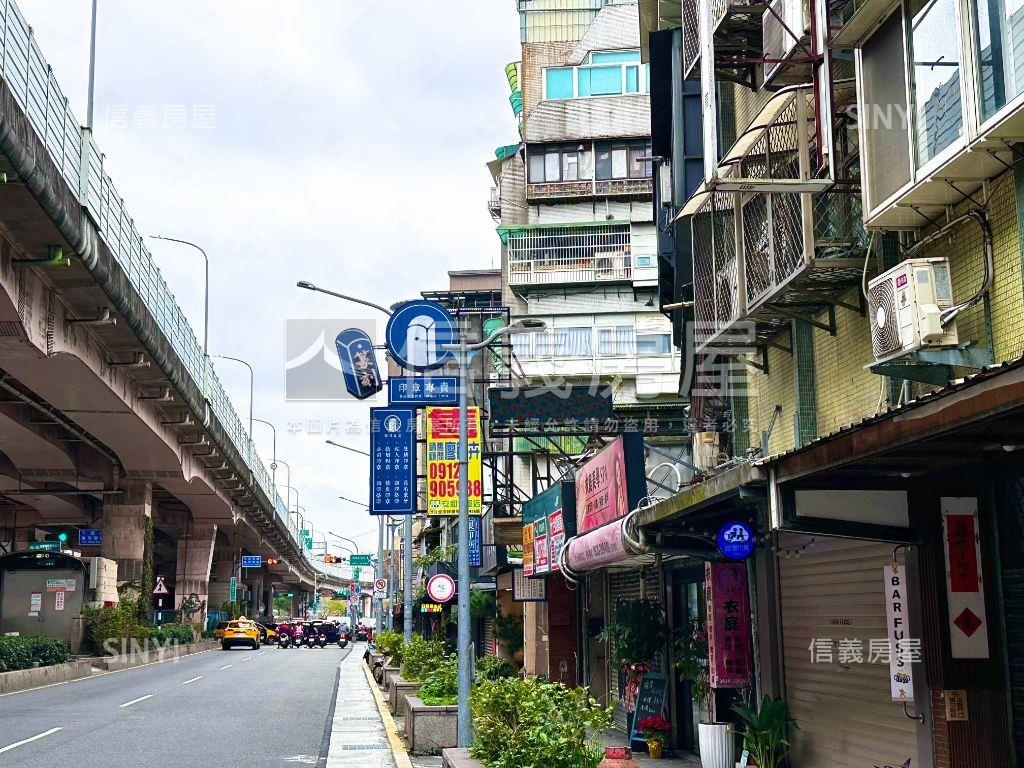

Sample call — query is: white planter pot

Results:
[698,722,734,768]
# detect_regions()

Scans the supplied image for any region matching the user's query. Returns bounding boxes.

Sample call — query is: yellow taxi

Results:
[213,621,229,640]
[220,617,261,650]
[256,623,278,644]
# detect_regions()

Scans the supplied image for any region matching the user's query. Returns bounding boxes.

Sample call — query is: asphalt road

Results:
[0,641,359,768]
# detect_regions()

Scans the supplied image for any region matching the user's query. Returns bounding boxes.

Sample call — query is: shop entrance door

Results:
[669,565,705,754]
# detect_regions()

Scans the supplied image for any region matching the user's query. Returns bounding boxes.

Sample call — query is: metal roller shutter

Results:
[778,534,919,768]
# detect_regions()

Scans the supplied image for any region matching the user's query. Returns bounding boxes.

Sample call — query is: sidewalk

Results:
[597,729,703,768]
[325,645,397,768]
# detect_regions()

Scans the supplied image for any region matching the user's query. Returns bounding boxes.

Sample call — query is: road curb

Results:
[363,659,413,768]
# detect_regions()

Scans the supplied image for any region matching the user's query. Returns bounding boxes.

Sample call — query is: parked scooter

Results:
[278,631,292,649]
[316,630,328,648]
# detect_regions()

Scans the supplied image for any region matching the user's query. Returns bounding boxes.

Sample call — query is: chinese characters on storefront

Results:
[522,482,576,577]
[577,437,628,534]
[425,406,482,516]
[369,407,415,515]
[705,562,751,688]
[941,497,989,658]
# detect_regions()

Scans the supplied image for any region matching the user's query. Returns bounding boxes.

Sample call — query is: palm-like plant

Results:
[732,696,797,768]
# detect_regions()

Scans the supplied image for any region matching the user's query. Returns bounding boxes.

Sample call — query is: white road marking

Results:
[118,695,154,708]
[218,664,233,670]
[0,727,63,754]
[239,656,254,662]
[181,676,203,684]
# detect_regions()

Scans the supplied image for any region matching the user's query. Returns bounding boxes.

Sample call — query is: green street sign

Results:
[229,576,237,602]
[304,537,313,550]
[28,541,60,552]
[353,568,361,581]
[299,529,310,537]
[349,554,372,566]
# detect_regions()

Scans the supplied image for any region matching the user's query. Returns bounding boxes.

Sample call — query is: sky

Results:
[18,0,522,556]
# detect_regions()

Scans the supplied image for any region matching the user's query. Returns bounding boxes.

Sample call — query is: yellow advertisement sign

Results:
[425,406,482,516]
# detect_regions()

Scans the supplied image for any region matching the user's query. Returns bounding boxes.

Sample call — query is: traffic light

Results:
[266,558,280,565]
[43,528,74,546]
[286,591,294,598]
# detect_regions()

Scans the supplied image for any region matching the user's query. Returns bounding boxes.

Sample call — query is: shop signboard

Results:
[627,673,669,748]
[522,482,577,576]
[706,562,752,688]
[369,407,416,515]
[884,562,914,701]
[425,406,482,516]
[564,517,629,572]
[941,497,989,658]
[576,437,629,534]
[512,567,547,602]
[522,521,535,577]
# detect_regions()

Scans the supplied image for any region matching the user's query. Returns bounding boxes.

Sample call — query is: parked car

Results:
[220,618,261,650]
[213,621,229,640]
[255,623,278,643]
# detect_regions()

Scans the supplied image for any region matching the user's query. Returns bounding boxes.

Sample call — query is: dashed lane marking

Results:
[118,695,154,708]
[181,676,203,684]
[0,727,63,754]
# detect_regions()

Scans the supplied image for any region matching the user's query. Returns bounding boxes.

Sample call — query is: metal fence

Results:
[507,223,632,286]
[0,0,333,579]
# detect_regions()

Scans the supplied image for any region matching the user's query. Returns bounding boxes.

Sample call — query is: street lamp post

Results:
[211,354,254,438]
[150,236,209,356]
[441,318,546,748]
[329,532,361,629]
[253,418,276,485]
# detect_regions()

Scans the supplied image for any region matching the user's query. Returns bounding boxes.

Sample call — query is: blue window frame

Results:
[578,66,622,96]
[590,50,641,64]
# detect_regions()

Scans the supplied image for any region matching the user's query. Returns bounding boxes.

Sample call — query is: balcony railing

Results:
[685,86,867,352]
[526,178,653,201]
[0,0,336,580]
[506,223,632,287]
[683,0,769,84]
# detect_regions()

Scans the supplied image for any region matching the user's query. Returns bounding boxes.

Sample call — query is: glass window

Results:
[974,0,1024,120]
[629,145,652,178]
[636,256,652,267]
[535,331,551,358]
[909,0,963,166]
[626,65,639,93]
[545,152,561,181]
[579,66,622,96]
[612,148,628,178]
[562,151,579,181]
[545,67,574,99]
[554,328,592,358]
[579,150,594,179]
[591,50,641,64]
[528,153,545,182]
[512,333,532,359]
[636,333,671,355]
[596,146,613,180]
[616,326,634,355]
[598,329,615,355]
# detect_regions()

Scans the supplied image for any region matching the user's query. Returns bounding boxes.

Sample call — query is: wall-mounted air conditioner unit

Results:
[763,0,808,84]
[868,257,958,361]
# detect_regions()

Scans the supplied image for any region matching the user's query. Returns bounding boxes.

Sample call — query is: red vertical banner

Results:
[706,562,752,688]
[941,498,989,659]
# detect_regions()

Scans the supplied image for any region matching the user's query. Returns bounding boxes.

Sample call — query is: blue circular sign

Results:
[385,300,457,371]
[717,521,755,560]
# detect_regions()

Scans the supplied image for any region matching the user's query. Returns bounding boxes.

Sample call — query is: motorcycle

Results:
[278,632,292,649]
[303,631,316,649]
[316,631,327,648]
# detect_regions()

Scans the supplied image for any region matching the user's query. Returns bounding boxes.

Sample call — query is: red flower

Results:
[637,715,672,733]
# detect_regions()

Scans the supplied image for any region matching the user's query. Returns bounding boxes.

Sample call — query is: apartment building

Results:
[641,0,1024,764]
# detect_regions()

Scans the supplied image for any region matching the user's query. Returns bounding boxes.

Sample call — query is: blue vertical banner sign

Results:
[369,407,416,515]
[468,516,482,568]
[335,328,383,400]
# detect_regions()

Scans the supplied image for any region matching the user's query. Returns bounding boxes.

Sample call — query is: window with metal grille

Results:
[507,224,632,286]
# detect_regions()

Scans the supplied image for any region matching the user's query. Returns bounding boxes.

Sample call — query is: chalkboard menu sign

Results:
[628,672,669,747]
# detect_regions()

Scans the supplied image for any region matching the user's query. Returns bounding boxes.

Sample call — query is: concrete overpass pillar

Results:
[101,480,152,585]
[291,592,301,619]
[174,525,216,628]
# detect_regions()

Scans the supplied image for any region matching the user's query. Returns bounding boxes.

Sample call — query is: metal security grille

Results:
[692,192,739,348]
[507,224,631,286]
[682,0,700,76]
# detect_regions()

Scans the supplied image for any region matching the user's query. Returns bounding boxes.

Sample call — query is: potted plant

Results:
[598,600,671,734]
[636,715,672,759]
[675,618,733,768]
[732,696,797,768]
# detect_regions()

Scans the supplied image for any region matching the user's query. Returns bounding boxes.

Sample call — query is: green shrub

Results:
[474,654,517,681]
[374,629,405,663]
[148,623,196,645]
[83,600,147,655]
[470,589,497,619]
[400,634,447,682]
[471,677,611,768]
[419,654,458,706]
[0,636,70,672]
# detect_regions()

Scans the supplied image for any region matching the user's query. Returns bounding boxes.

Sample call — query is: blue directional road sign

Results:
[78,529,102,546]
[370,406,416,515]
[717,521,755,560]
[385,301,457,372]
[241,555,262,568]
[388,376,459,406]
[335,328,383,400]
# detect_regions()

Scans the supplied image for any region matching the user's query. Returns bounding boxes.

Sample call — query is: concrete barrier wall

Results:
[0,639,217,695]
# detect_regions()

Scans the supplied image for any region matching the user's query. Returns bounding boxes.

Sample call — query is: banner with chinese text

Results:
[706,562,752,688]
[425,407,482,516]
